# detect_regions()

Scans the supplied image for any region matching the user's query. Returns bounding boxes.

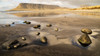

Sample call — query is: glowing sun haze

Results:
[0,0,100,11]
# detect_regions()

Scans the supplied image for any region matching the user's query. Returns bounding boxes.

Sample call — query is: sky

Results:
[0,0,100,11]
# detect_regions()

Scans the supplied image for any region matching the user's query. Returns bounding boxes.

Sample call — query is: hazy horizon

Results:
[0,0,100,11]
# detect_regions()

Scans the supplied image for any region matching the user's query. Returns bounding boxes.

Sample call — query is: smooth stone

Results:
[46,24,52,27]
[40,35,58,45]
[78,34,92,47]
[23,21,27,23]
[35,32,40,36]
[23,21,31,24]
[81,28,92,34]
[54,28,59,31]
[2,40,19,50]
[5,24,11,27]
[26,22,31,24]
[12,22,15,24]
[40,36,47,44]
[2,37,29,50]
[33,24,41,29]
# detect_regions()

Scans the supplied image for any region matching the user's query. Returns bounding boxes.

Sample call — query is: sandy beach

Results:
[0,11,100,56]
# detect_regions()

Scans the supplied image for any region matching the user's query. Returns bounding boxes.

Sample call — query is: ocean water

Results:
[0,11,100,24]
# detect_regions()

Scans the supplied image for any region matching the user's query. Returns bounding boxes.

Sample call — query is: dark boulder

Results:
[78,34,92,47]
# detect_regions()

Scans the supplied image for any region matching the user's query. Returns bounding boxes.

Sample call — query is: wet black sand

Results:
[0,15,100,56]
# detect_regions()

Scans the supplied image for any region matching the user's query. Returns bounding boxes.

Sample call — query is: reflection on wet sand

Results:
[71,11,100,18]
[8,12,67,17]
[8,11,100,19]
[1,11,100,56]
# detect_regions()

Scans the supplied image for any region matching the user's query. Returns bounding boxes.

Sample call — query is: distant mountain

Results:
[8,3,68,11]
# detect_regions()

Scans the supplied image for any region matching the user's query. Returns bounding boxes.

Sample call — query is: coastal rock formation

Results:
[9,3,66,11]
[17,3,60,9]
[78,28,92,47]
[78,34,92,47]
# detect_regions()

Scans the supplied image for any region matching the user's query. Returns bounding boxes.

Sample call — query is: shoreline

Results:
[0,12,100,56]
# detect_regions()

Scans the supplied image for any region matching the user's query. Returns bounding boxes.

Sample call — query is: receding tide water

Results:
[0,11,100,24]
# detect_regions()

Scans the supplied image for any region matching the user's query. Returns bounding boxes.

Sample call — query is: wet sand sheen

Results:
[0,11,100,56]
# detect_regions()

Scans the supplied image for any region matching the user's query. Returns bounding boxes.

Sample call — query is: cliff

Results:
[71,5,100,10]
[9,3,67,11]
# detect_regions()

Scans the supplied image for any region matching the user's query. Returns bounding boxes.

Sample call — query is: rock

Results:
[23,21,31,24]
[40,35,58,45]
[54,28,59,31]
[17,37,33,45]
[17,37,28,45]
[81,28,92,34]
[2,40,19,50]
[78,34,92,47]
[23,21,27,23]
[12,22,15,24]
[5,24,11,27]
[21,37,26,41]
[2,37,29,50]
[40,36,47,44]
[13,43,21,49]
[26,22,31,24]
[6,46,11,50]
[35,32,40,36]
[33,24,41,29]
[46,24,52,27]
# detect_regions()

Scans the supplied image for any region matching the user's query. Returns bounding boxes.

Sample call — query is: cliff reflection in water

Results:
[8,11,100,18]
[8,11,67,17]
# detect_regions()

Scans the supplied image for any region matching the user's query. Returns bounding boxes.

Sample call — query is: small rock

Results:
[13,43,20,49]
[40,35,58,45]
[54,28,59,31]
[21,37,26,41]
[78,34,92,47]
[5,24,11,27]
[40,36,47,44]
[23,21,27,23]
[23,21,31,24]
[35,32,40,36]
[2,37,29,50]
[26,22,31,24]
[2,40,19,50]
[46,24,52,27]
[81,28,92,34]
[33,24,41,29]
[12,22,15,24]
[6,46,11,50]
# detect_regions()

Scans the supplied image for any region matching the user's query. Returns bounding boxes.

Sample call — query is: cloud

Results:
[61,0,100,7]
[0,0,19,11]
[0,0,100,11]
[25,0,100,8]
